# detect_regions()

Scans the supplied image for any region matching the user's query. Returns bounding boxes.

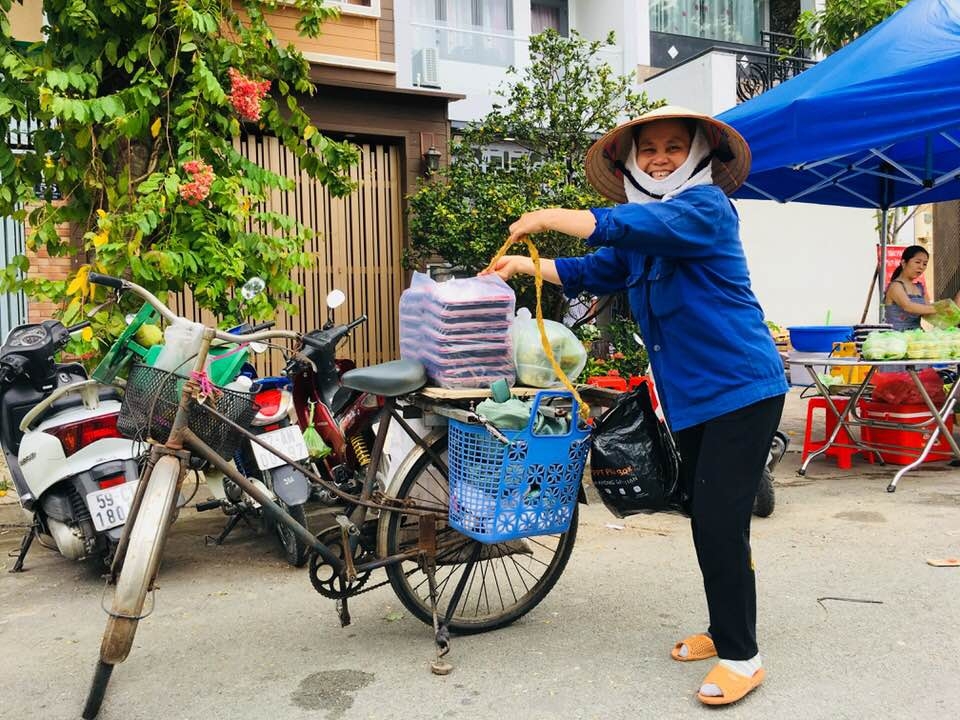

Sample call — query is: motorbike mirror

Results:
[326,289,346,310]
[240,277,266,301]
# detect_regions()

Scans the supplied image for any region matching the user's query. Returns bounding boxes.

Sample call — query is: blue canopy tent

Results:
[718,0,960,319]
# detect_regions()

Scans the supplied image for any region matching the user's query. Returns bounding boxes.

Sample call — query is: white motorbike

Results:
[1,319,140,571]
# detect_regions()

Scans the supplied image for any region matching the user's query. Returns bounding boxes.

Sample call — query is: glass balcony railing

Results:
[410,21,624,85]
[412,21,517,67]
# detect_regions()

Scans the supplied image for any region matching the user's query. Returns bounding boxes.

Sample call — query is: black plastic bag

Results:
[590,382,684,517]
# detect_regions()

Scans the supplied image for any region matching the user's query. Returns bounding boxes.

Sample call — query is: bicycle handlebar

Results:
[88,273,301,344]
[88,272,124,290]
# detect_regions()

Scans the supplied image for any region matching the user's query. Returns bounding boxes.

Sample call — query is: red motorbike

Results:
[284,291,376,505]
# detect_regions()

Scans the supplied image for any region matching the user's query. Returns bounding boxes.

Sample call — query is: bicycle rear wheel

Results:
[383,433,577,634]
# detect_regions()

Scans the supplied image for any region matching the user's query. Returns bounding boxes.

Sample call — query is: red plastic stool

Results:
[802,396,859,469]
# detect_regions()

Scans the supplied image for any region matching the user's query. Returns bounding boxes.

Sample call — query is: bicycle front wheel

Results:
[98,454,182,665]
[383,433,577,634]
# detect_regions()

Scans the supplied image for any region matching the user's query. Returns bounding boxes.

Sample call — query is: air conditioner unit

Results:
[413,47,441,88]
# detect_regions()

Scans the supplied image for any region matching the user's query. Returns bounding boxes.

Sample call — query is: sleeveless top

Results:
[885,279,926,331]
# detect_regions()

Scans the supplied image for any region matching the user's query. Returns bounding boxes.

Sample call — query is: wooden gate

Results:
[173,136,405,375]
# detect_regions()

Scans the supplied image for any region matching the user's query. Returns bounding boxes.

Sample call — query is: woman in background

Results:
[884,245,936,331]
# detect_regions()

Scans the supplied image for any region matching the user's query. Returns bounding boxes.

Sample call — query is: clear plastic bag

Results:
[511,308,587,388]
[861,330,908,360]
[927,299,960,330]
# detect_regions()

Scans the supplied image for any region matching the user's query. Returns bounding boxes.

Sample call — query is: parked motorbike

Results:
[1,320,140,571]
[285,291,376,509]
[754,430,787,518]
[199,371,313,566]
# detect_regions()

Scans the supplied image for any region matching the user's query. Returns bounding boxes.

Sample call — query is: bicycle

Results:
[82,273,583,718]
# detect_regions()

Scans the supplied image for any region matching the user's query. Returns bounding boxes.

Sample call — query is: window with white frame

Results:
[412,0,515,67]
[328,1,381,18]
[650,0,767,46]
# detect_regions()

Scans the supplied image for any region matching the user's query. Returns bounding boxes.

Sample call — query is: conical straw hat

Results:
[584,105,752,203]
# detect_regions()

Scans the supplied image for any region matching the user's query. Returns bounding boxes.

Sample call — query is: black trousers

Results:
[675,394,785,661]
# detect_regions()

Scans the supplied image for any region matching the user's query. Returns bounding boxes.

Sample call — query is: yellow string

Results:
[485,235,590,421]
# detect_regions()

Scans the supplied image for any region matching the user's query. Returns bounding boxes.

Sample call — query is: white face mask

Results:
[622,124,714,204]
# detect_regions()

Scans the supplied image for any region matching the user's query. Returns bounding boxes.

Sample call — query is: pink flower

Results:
[228,68,271,122]
[179,159,214,205]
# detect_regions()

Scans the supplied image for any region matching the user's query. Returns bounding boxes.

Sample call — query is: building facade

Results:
[392,0,890,328]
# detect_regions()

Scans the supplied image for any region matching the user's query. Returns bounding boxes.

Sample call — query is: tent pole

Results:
[878,208,889,323]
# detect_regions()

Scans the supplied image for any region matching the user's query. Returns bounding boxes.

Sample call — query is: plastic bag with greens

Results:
[905,329,933,359]
[861,331,908,360]
[927,299,960,330]
[511,308,587,387]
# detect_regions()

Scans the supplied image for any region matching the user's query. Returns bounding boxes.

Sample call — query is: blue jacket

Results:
[554,185,788,431]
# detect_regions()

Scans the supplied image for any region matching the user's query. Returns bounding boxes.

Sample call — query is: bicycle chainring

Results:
[308,528,373,600]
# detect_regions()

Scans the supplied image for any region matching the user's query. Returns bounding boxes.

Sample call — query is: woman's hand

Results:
[479,255,562,285]
[507,210,550,244]
[507,208,596,245]
[479,255,533,281]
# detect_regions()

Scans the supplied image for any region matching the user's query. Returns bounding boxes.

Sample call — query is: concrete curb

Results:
[0,494,29,528]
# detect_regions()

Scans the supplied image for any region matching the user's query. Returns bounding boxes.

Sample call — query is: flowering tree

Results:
[0,0,358,349]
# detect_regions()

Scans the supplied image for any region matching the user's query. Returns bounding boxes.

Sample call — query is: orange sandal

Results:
[696,664,765,706]
[671,633,717,662]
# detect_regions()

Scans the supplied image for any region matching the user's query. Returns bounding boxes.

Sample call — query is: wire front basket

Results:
[118,364,258,458]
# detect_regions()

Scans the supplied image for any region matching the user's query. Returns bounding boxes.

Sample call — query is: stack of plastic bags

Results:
[399,272,516,388]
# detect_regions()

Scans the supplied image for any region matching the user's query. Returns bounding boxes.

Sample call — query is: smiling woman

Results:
[483,104,787,707]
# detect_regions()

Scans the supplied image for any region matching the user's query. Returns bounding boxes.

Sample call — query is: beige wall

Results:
[7,0,43,42]
[737,200,881,327]
[237,2,392,63]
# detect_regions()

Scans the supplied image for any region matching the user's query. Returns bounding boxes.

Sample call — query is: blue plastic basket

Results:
[447,391,591,543]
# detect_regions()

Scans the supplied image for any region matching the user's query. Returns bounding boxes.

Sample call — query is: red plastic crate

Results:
[586,375,628,391]
[859,400,955,465]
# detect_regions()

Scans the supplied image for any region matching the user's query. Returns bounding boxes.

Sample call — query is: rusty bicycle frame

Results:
[91,275,496,676]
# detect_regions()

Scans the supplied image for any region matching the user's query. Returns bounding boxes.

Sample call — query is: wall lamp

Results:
[423,146,442,175]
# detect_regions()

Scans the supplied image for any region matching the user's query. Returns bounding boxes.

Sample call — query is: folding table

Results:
[798,358,960,491]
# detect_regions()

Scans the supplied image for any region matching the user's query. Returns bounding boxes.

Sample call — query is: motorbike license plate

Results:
[252,425,310,470]
[85,482,139,532]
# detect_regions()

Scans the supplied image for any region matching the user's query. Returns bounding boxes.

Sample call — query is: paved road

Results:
[1,449,959,720]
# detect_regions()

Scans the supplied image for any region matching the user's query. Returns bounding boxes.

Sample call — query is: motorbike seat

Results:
[340,360,427,397]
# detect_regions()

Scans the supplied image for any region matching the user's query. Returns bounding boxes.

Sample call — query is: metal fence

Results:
[2,115,37,341]
[735,49,815,103]
[1,213,27,342]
